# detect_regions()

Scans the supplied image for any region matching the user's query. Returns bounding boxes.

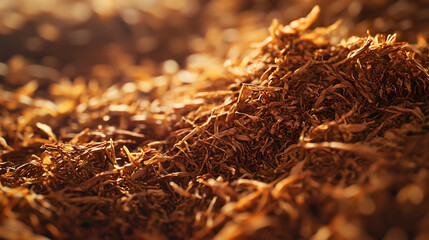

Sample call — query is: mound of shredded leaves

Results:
[1,6,429,240]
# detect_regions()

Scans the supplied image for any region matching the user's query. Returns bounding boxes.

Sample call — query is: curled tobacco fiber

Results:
[1,6,429,240]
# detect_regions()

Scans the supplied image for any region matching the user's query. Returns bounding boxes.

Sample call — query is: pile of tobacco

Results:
[1,1,429,239]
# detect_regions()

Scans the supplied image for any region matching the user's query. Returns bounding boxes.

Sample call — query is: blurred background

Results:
[0,0,428,79]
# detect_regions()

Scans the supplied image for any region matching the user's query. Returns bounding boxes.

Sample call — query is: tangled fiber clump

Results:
[1,6,429,240]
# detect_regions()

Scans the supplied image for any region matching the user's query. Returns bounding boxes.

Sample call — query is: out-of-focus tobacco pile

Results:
[1,1,429,240]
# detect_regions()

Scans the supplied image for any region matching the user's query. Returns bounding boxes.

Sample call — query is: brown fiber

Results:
[1,4,429,240]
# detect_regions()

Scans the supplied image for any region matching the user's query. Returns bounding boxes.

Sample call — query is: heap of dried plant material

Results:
[1,5,429,240]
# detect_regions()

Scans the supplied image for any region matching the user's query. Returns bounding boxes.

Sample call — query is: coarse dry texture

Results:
[1,5,429,240]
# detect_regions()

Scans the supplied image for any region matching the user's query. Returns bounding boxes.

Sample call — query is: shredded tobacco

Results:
[1,3,429,240]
